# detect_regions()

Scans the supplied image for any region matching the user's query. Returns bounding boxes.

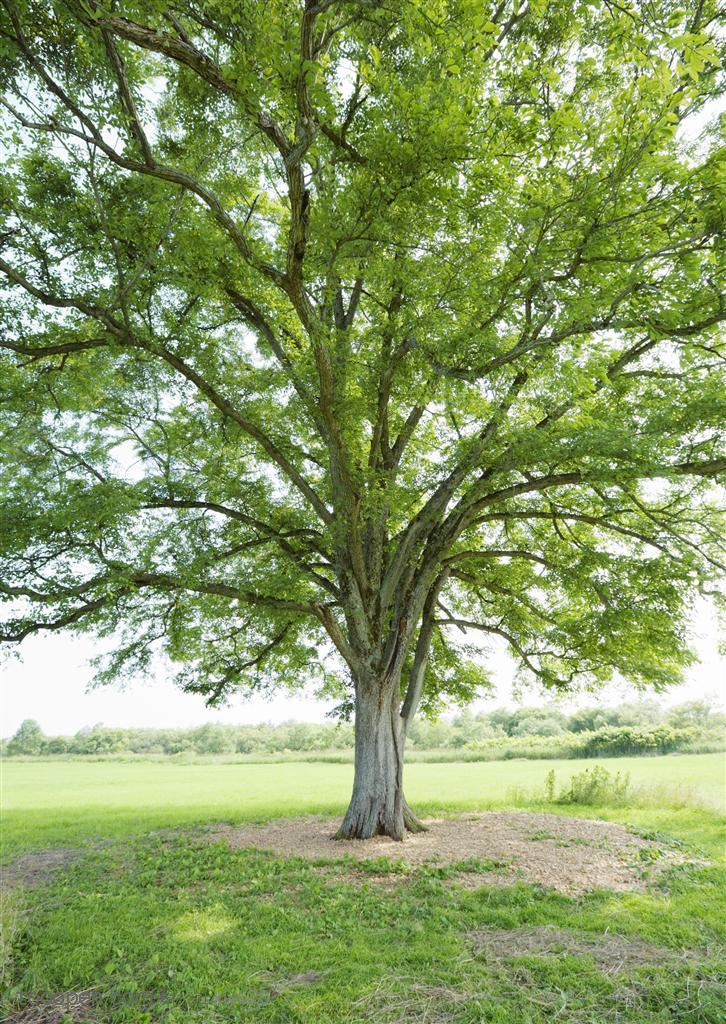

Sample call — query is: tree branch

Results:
[0,260,334,524]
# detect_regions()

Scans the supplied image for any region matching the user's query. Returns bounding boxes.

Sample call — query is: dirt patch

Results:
[1,848,81,891]
[2,989,97,1023]
[205,812,698,895]
[470,926,699,975]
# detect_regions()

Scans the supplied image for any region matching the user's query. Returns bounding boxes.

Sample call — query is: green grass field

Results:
[2,751,723,856]
[2,752,724,1023]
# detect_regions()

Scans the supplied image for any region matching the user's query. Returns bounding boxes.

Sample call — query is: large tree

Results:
[0,0,724,838]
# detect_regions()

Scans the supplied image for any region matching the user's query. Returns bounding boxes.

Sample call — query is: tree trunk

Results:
[336,680,426,840]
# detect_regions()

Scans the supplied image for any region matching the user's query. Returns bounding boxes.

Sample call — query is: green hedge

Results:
[462,724,717,760]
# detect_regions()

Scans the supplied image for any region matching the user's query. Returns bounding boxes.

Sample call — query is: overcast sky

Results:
[1,598,721,737]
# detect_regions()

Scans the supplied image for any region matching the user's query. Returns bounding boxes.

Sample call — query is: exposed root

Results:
[334,795,425,840]
[334,809,404,841]
[403,798,428,834]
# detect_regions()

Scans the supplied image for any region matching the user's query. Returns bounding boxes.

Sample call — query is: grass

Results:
[2,751,723,857]
[1,752,724,1022]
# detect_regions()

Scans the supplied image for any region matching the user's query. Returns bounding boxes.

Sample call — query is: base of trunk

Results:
[335,794,427,841]
[336,685,426,840]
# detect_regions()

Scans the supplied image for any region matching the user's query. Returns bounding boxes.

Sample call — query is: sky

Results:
[1,598,722,737]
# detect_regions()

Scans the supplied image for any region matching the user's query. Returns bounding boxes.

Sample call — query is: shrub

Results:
[579,725,693,757]
[556,766,631,805]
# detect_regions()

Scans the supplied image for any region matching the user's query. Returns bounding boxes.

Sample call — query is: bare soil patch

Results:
[206,812,697,894]
[470,925,699,975]
[1,848,81,891]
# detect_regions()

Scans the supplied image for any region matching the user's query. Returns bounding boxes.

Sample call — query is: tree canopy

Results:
[0,0,724,835]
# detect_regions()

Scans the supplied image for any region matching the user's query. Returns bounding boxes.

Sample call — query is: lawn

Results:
[1,751,723,857]
[2,753,724,1023]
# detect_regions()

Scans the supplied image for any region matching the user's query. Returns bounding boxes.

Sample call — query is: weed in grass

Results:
[557,765,632,805]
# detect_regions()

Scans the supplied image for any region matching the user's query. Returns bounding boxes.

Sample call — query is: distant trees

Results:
[666,700,717,730]
[3,700,723,759]
[513,715,565,738]
[549,701,662,734]
[6,718,43,755]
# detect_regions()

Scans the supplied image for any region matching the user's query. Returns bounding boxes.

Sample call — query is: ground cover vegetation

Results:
[1,757,724,1023]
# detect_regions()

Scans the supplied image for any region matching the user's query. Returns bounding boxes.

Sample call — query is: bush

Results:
[579,725,693,757]
[556,766,632,805]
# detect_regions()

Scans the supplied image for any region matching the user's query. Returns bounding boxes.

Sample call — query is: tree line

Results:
[4,700,722,759]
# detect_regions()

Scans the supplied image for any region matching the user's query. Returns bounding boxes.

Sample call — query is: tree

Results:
[513,713,565,737]
[666,699,719,730]
[567,707,610,733]
[6,718,44,755]
[0,1,724,839]
[567,700,663,732]
[189,722,236,754]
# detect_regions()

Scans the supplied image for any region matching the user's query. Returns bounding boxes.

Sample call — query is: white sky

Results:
[1,599,722,737]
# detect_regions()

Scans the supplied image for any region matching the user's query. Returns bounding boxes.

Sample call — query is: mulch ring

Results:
[205,811,704,895]
[1,848,82,891]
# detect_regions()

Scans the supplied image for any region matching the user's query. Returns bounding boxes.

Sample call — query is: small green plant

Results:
[627,827,690,851]
[556,766,632,806]
[544,769,556,802]
[637,846,664,864]
[450,857,510,873]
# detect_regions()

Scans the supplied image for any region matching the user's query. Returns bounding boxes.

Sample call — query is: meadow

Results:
[2,752,724,1023]
[2,751,723,857]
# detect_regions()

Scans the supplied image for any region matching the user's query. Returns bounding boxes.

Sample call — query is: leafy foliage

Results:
[0,0,723,726]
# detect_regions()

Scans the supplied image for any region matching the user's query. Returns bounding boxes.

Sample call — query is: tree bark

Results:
[336,679,425,840]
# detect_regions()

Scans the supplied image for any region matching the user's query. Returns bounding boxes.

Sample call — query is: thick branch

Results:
[400,571,449,724]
